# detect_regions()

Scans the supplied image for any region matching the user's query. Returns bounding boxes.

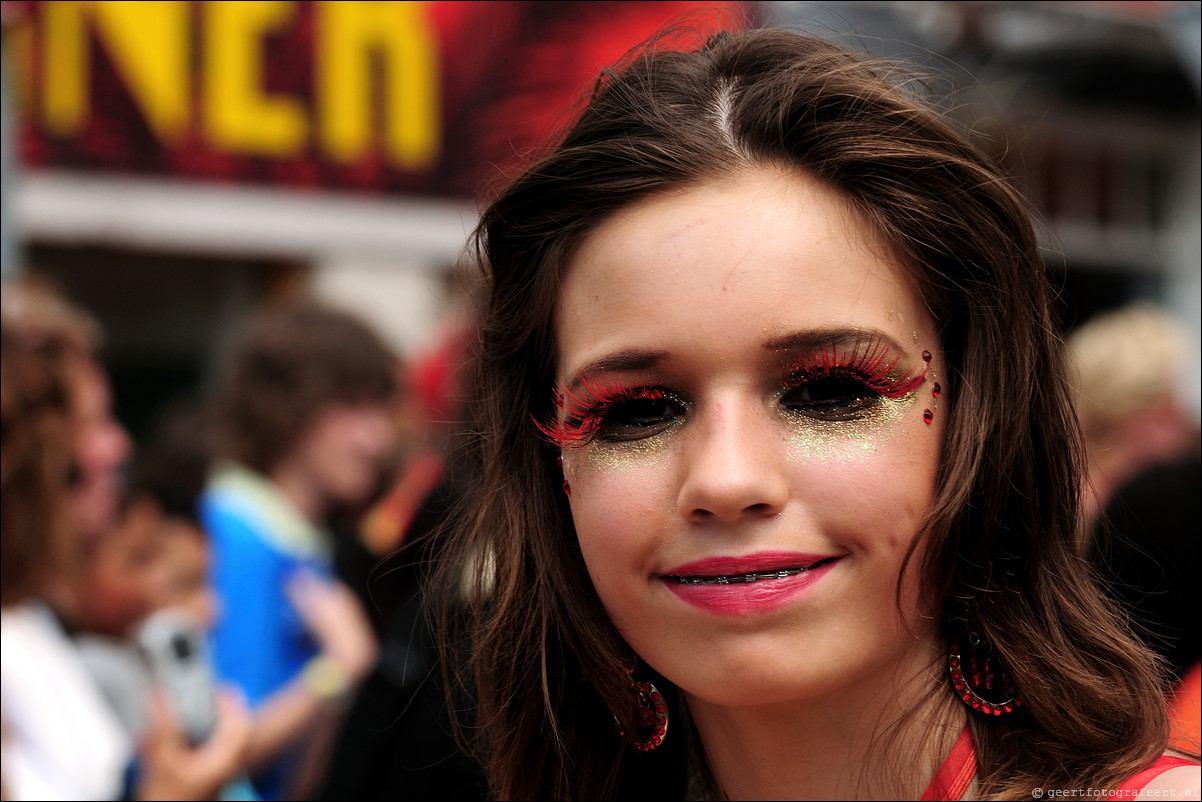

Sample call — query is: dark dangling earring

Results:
[948,631,1022,716]
[614,676,669,751]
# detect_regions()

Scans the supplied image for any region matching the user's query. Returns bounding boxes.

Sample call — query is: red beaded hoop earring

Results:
[948,633,1022,716]
[614,678,669,751]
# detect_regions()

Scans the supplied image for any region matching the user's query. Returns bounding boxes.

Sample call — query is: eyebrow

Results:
[561,349,670,396]
[763,328,911,356]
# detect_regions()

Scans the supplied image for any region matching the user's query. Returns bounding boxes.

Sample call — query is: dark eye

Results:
[781,373,880,421]
[596,395,684,441]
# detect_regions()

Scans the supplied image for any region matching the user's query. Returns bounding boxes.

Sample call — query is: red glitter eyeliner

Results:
[783,334,927,402]
[534,373,667,448]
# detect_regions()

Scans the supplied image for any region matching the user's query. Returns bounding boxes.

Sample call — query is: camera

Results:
[137,607,218,746]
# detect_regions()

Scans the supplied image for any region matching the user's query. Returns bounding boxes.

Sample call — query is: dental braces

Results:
[669,567,811,585]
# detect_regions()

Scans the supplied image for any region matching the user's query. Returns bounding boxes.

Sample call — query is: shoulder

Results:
[202,492,279,561]
[1127,755,1200,799]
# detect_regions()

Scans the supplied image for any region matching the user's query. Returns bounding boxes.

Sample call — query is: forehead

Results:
[555,168,931,376]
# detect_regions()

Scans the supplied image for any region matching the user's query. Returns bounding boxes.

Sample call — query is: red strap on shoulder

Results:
[921,727,977,801]
[1115,755,1199,793]
[920,735,1198,799]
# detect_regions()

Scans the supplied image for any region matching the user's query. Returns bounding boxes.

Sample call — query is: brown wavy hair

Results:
[438,27,1171,800]
[0,316,83,607]
[212,302,399,474]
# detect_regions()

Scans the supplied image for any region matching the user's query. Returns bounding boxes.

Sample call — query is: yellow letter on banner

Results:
[316,1,440,170]
[41,1,189,144]
[204,1,307,157]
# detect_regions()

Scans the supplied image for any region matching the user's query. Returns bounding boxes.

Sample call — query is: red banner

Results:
[12,1,749,200]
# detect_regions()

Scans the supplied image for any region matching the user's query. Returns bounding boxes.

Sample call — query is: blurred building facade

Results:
[2,0,1199,437]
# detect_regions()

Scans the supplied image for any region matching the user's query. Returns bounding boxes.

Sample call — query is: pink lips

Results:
[661,550,843,617]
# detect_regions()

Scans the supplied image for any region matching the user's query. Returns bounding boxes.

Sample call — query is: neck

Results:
[269,461,328,525]
[686,637,966,801]
[42,580,80,630]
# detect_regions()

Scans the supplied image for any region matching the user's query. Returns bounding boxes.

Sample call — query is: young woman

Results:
[439,27,1202,800]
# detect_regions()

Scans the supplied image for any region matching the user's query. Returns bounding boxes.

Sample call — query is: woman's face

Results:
[70,495,166,637]
[287,400,398,507]
[157,519,219,630]
[68,357,132,542]
[553,168,946,707]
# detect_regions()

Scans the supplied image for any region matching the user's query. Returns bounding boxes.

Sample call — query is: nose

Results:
[105,418,133,470]
[676,396,788,524]
[355,406,398,455]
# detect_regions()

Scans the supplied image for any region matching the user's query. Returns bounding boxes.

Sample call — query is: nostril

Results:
[686,501,779,521]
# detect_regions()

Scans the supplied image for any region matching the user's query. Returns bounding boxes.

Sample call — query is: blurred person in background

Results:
[1067,301,1200,527]
[0,309,112,800]
[1,302,75,611]
[71,401,225,744]
[1066,301,1201,749]
[68,489,177,736]
[1,282,251,801]
[136,401,223,633]
[1,280,128,547]
[77,400,260,800]
[204,302,397,799]
[319,300,488,800]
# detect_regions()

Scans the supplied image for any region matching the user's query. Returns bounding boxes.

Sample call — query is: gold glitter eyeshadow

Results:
[555,330,936,474]
[582,423,678,474]
[782,394,916,463]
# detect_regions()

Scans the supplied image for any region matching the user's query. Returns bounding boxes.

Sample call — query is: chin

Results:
[654,631,914,711]
[332,478,376,507]
[673,663,845,708]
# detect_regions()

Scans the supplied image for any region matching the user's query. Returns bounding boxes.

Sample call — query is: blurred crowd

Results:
[1066,302,1201,752]
[1,277,483,800]
[1,275,1198,801]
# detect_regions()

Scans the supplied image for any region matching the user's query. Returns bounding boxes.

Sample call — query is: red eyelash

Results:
[534,373,665,447]
[787,336,927,398]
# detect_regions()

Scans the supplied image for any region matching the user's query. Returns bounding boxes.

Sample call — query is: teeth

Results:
[673,566,810,585]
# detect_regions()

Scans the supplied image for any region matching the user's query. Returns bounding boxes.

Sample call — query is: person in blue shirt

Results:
[203,302,399,799]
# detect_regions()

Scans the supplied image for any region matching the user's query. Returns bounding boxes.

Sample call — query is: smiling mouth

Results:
[664,557,839,585]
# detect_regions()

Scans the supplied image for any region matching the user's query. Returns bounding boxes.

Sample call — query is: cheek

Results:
[333,414,393,471]
[87,565,152,624]
[564,446,673,602]
[787,400,942,553]
[364,413,398,457]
